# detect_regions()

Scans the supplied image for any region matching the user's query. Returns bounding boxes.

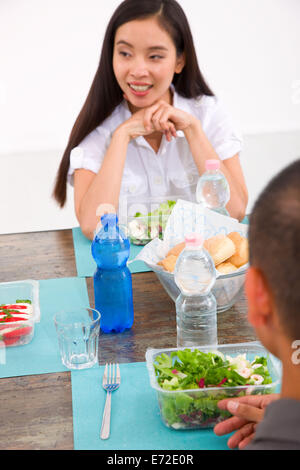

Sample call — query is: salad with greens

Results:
[128,200,176,245]
[153,348,274,429]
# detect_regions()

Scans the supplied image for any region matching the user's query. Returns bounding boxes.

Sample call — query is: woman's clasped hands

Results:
[121,97,195,142]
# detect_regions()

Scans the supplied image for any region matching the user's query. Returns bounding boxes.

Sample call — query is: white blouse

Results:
[68,89,243,216]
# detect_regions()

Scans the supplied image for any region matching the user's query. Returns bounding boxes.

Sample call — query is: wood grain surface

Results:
[0,372,73,450]
[0,229,256,450]
[0,230,77,282]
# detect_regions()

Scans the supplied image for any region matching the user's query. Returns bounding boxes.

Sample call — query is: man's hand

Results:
[214,393,280,449]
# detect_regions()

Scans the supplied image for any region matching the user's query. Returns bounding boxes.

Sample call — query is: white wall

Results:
[1,0,300,234]
[0,0,121,154]
[187,0,300,134]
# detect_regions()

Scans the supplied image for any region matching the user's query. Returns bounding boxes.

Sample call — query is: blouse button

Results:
[187,174,196,184]
[129,184,137,194]
[194,97,202,108]
[154,176,163,186]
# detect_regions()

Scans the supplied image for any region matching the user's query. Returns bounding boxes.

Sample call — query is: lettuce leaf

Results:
[155,348,273,390]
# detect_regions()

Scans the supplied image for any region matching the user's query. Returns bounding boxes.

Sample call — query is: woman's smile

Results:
[128,82,154,96]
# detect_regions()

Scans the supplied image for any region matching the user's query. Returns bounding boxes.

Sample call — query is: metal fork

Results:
[100,363,121,439]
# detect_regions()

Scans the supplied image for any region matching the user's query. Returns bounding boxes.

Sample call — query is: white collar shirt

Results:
[68,89,243,215]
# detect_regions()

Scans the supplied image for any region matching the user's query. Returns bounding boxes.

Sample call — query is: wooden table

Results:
[0,230,256,450]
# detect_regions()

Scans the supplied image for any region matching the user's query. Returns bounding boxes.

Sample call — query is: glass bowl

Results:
[145,261,247,313]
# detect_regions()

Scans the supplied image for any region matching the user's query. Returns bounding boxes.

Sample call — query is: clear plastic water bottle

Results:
[174,233,217,347]
[196,159,230,216]
[91,213,134,333]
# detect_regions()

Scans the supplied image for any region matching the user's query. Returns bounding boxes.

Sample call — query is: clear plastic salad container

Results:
[119,196,183,245]
[146,342,281,430]
[0,280,40,347]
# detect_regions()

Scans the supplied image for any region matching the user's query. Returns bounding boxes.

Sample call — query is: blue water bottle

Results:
[91,213,134,333]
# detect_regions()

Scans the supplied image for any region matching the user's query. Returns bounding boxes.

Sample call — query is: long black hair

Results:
[53,0,214,207]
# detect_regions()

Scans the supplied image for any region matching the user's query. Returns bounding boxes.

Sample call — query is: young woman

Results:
[53,0,248,240]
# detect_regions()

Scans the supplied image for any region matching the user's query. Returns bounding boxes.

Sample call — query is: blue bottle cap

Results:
[101,213,118,228]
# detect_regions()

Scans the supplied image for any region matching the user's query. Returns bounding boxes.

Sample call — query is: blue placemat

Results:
[72,216,249,279]
[0,277,91,378]
[241,215,249,225]
[72,227,150,278]
[71,362,230,450]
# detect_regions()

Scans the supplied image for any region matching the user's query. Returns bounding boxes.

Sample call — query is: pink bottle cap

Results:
[205,159,220,171]
[184,233,203,247]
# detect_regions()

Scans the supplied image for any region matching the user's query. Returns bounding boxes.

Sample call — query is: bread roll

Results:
[166,242,185,257]
[203,234,236,266]
[157,232,248,273]
[216,261,238,274]
[157,254,178,273]
[227,232,249,267]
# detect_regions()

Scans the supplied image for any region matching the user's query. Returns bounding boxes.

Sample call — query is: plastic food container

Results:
[151,264,246,313]
[146,343,281,430]
[119,195,185,246]
[127,213,171,246]
[0,280,40,347]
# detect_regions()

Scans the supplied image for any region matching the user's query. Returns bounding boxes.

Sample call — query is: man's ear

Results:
[245,266,273,328]
[175,53,185,74]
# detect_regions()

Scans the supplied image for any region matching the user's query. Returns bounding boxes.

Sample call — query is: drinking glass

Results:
[54,308,100,370]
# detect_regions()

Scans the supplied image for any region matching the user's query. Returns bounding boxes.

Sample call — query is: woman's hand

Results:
[143,99,196,141]
[214,393,280,449]
[118,106,156,140]
[119,98,196,142]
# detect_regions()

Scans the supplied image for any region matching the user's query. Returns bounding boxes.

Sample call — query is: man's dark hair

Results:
[249,158,300,340]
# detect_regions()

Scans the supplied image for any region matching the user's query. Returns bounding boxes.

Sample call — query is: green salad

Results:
[128,200,176,245]
[154,348,274,429]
